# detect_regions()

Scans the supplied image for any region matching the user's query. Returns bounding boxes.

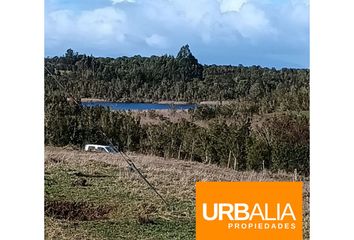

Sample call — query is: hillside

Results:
[45,47,309,109]
[45,147,309,239]
[45,47,309,176]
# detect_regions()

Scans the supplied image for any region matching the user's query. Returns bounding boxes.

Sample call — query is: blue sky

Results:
[45,0,309,68]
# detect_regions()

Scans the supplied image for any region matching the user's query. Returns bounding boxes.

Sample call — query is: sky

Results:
[45,0,309,68]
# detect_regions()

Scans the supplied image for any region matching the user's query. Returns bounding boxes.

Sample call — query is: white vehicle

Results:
[84,144,117,153]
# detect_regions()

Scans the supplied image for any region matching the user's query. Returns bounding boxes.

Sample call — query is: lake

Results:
[81,102,197,111]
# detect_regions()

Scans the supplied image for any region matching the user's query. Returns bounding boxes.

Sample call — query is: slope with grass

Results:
[45,147,309,240]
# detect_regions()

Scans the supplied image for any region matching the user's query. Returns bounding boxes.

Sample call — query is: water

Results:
[81,102,197,111]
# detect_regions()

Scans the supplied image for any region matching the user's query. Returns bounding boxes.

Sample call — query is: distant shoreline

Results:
[80,98,110,103]
[80,98,233,105]
[81,98,193,105]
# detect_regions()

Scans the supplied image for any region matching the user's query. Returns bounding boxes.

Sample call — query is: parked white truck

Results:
[84,144,117,153]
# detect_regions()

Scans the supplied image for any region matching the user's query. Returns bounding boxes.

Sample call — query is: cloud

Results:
[77,7,126,39]
[222,2,277,40]
[47,7,126,47]
[218,0,248,13]
[145,34,168,49]
[111,0,135,4]
[45,0,309,67]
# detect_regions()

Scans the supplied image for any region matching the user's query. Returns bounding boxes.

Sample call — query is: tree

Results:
[177,44,194,60]
[65,48,74,59]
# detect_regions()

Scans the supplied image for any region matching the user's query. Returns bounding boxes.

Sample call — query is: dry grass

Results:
[131,110,191,125]
[45,147,309,239]
[80,98,108,102]
[199,100,235,105]
[45,201,112,221]
[45,147,304,184]
[45,217,98,240]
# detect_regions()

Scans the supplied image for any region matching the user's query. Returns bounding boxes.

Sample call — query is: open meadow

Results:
[45,147,309,240]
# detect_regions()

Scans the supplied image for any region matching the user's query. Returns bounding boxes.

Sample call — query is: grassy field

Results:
[45,147,309,240]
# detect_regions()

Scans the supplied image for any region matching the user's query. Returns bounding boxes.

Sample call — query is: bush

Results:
[246,136,271,171]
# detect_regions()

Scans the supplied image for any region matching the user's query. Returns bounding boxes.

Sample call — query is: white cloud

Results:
[47,10,73,35]
[111,0,135,4]
[218,0,248,13]
[145,34,168,48]
[47,7,127,47]
[77,7,126,38]
[233,3,277,39]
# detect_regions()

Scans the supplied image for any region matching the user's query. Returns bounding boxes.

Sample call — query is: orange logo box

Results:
[196,182,303,240]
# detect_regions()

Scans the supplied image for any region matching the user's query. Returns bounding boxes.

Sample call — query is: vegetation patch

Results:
[45,200,112,221]
[45,157,63,164]
[71,177,89,187]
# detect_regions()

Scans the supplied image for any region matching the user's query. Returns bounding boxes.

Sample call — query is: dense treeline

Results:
[45,46,309,113]
[45,46,309,176]
[45,95,142,150]
[45,95,309,175]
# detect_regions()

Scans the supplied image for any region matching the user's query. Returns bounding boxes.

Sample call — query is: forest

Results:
[45,45,309,176]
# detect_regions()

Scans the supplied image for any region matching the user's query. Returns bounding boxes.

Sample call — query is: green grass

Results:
[45,152,195,239]
[45,147,309,240]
